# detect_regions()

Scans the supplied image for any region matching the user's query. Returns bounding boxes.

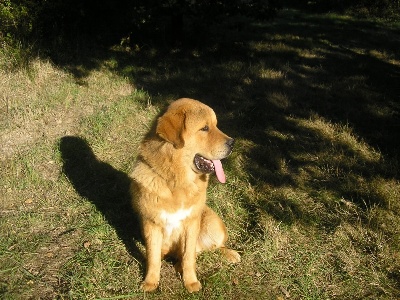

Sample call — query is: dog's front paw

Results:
[185,280,202,293]
[141,280,159,292]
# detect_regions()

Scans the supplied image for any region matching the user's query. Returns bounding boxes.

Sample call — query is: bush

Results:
[0,0,32,40]
[0,1,36,69]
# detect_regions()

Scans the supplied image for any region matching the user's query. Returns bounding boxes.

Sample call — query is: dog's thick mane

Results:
[134,136,207,198]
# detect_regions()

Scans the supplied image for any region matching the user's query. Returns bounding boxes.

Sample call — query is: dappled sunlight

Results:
[72,9,400,298]
[294,116,382,163]
[2,6,400,299]
[236,104,398,238]
[259,68,287,80]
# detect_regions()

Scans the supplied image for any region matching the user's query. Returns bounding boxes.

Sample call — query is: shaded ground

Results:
[46,10,400,157]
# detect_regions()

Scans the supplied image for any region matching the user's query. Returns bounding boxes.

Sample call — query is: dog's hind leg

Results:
[197,206,241,263]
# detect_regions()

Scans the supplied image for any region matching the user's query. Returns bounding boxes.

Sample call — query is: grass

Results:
[1,8,400,299]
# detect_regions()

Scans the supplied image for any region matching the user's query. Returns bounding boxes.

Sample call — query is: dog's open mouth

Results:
[194,154,226,183]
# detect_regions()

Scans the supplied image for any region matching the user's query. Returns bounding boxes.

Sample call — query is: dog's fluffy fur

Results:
[130,98,240,292]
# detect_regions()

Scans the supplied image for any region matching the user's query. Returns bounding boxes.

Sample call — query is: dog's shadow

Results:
[59,136,144,262]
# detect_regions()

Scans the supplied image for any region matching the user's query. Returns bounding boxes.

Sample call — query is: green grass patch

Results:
[1,8,400,300]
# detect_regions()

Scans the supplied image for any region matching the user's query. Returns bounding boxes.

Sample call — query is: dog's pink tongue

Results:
[212,160,226,183]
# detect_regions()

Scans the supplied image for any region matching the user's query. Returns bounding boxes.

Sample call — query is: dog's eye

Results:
[200,125,209,132]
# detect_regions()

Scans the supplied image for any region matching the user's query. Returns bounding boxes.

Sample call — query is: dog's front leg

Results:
[142,221,163,292]
[181,219,202,293]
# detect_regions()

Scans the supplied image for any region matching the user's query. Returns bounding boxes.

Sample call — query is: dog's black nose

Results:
[226,138,235,148]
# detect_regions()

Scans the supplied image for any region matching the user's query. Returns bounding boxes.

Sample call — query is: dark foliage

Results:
[0,0,281,48]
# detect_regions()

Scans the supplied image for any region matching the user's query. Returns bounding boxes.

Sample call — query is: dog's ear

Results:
[156,111,186,149]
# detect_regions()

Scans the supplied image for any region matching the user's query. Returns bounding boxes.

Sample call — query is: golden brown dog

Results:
[130,98,240,293]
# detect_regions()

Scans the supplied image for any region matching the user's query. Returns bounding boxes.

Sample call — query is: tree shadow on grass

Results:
[54,9,400,234]
[59,136,144,262]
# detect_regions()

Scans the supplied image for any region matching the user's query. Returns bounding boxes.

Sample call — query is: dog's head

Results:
[156,98,234,183]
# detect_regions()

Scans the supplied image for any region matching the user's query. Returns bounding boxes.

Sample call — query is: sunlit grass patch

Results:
[296,115,381,162]
[259,68,286,80]
[0,59,70,127]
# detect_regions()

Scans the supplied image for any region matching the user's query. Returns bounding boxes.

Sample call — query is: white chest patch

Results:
[160,207,193,236]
